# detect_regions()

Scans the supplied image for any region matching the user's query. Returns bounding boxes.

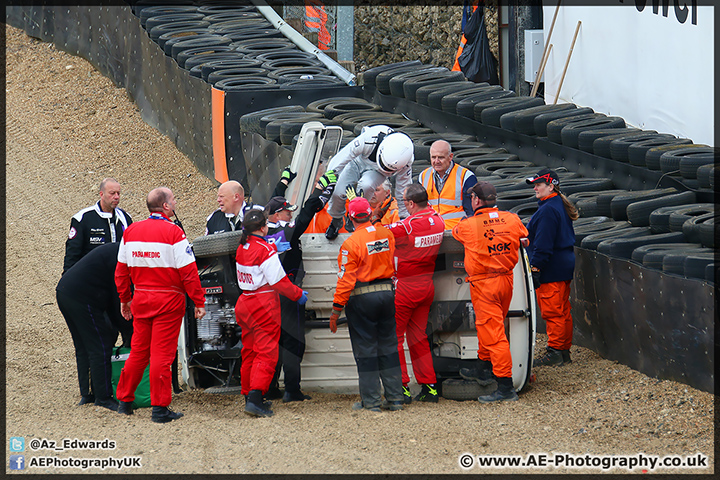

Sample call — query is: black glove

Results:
[531,266,541,289]
[318,181,336,206]
[281,167,297,184]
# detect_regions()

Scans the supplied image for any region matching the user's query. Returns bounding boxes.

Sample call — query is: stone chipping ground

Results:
[4,25,715,475]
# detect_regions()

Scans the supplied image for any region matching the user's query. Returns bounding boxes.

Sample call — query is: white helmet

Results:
[376,132,414,173]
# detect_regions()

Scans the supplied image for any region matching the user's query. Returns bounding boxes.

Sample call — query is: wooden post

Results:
[553,20,581,105]
[530,0,561,97]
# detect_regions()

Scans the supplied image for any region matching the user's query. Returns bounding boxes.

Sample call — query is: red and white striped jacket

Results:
[387,206,445,284]
[115,213,205,316]
[235,234,302,300]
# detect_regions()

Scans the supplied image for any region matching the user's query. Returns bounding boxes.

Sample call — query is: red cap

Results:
[348,197,372,219]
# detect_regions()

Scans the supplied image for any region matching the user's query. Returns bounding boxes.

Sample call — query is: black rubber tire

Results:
[627,137,693,166]
[682,212,717,246]
[336,112,405,130]
[610,134,678,163]
[676,148,718,179]
[230,38,296,55]
[667,204,716,233]
[412,133,476,160]
[171,35,233,62]
[575,128,640,153]
[200,59,264,82]
[263,113,324,142]
[161,30,219,56]
[207,67,268,85]
[280,78,345,88]
[361,60,422,89]
[573,217,622,245]
[683,253,716,281]
[155,23,211,48]
[662,250,714,276]
[437,84,501,112]
[146,13,206,35]
[592,131,658,159]
[508,202,539,219]
[609,188,678,221]
[278,118,340,145]
[560,117,627,148]
[140,6,199,29]
[575,198,602,217]
[377,65,439,95]
[323,102,382,119]
[203,385,243,395]
[192,231,243,257]
[176,45,233,69]
[352,118,421,136]
[213,77,279,92]
[555,178,615,196]
[631,243,704,265]
[474,161,535,177]
[453,147,508,162]
[645,246,711,271]
[479,97,546,127]
[644,143,709,171]
[441,378,495,401]
[705,263,716,283]
[402,71,466,102]
[580,226,649,251]
[597,231,686,259]
[416,81,477,107]
[267,66,332,81]
[183,51,245,70]
[504,103,578,136]
[496,190,539,210]
[626,191,697,227]
[695,163,717,189]
[649,205,701,234]
[254,50,317,64]
[221,29,285,43]
[461,156,521,172]
[306,96,368,115]
[473,96,534,123]
[533,107,594,137]
[387,67,449,98]
[239,105,305,134]
[261,57,325,70]
[455,90,515,118]
[545,113,608,144]
[484,177,527,193]
[490,166,540,179]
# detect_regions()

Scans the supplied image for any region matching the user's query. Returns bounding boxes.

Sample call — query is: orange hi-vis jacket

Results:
[452,206,528,279]
[304,0,331,50]
[304,202,350,234]
[332,222,395,309]
[372,196,400,225]
[419,163,475,230]
[452,1,479,71]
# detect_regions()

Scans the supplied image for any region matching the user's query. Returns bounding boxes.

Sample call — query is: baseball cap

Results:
[526,168,560,185]
[265,196,298,215]
[348,197,372,219]
[466,181,497,202]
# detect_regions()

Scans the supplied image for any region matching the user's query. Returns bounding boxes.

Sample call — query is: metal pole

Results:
[336,3,354,62]
[251,0,356,86]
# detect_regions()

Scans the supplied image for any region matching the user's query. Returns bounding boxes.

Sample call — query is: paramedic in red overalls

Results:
[452,182,529,403]
[115,187,206,423]
[234,209,308,418]
[387,183,445,403]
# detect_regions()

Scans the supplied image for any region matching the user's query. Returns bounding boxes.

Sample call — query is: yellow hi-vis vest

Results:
[419,163,474,230]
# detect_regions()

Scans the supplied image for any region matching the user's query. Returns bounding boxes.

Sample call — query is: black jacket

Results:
[62,202,132,275]
[204,202,263,235]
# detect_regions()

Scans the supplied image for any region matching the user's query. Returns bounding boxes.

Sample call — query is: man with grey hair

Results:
[63,177,132,274]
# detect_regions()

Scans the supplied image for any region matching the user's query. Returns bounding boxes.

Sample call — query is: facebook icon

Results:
[9,455,25,470]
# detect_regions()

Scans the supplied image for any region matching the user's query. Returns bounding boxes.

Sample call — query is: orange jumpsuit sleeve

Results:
[333,235,361,309]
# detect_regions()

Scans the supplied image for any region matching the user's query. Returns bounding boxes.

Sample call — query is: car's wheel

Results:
[441,378,496,401]
[192,231,244,257]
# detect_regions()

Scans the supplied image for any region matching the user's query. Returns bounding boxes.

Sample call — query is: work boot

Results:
[94,397,119,412]
[78,394,95,406]
[533,347,564,367]
[401,385,413,404]
[118,401,134,415]
[151,406,184,423]
[352,401,381,413]
[244,390,274,417]
[561,349,572,364]
[344,214,355,233]
[381,400,404,411]
[414,384,439,403]
[477,377,518,403]
[282,390,311,403]
[244,394,272,409]
[459,359,495,386]
[265,385,283,400]
[325,217,343,240]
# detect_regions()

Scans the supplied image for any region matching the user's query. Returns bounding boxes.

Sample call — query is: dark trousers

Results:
[277,295,307,393]
[56,291,117,399]
[346,289,403,408]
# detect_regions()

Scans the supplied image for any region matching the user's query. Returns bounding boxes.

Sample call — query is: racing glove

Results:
[318,181,336,206]
[345,185,358,201]
[298,290,309,305]
[281,167,297,184]
[530,266,541,289]
[318,169,337,189]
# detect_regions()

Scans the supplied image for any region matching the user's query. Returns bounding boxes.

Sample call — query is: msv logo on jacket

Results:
[366,239,390,254]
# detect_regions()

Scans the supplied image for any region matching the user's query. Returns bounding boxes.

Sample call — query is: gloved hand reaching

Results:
[318,169,337,189]
[530,266,541,289]
[345,185,358,201]
[281,167,297,184]
[276,241,291,253]
[298,290,309,305]
[329,307,342,333]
